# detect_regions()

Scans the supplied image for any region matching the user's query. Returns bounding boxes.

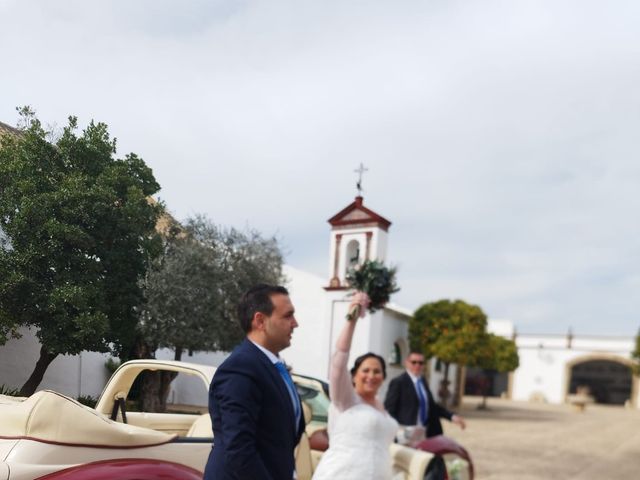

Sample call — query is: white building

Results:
[0,193,637,411]
[468,320,640,409]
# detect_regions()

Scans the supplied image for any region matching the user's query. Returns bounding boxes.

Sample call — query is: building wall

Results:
[0,326,113,398]
[510,334,636,406]
[280,264,331,379]
[3,320,636,410]
[369,307,409,398]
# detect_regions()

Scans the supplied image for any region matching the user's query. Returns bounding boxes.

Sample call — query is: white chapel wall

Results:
[280,264,330,379]
[371,306,410,398]
[374,229,388,262]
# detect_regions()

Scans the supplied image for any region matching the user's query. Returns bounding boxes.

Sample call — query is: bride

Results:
[312,292,398,480]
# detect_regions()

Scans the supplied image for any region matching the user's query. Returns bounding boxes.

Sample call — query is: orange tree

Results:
[632,330,640,376]
[0,108,161,395]
[474,333,519,408]
[409,299,489,404]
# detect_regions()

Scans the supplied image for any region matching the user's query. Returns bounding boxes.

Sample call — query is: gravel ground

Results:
[440,396,640,480]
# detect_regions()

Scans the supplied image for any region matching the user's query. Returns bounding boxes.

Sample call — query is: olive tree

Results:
[136,215,284,411]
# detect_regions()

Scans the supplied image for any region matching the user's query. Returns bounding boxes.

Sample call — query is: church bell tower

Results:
[325,195,391,290]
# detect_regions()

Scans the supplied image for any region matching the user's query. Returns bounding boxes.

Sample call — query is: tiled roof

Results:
[328,195,392,231]
[0,120,20,137]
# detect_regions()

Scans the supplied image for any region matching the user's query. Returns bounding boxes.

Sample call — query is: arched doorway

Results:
[464,367,510,398]
[566,356,634,406]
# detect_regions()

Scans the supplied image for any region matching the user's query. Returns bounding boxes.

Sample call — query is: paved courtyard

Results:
[441,396,640,480]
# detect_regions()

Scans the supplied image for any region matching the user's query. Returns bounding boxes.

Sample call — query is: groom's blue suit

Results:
[203,339,305,480]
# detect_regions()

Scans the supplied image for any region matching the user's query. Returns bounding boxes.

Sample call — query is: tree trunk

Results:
[478,371,490,410]
[126,335,155,360]
[140,370,178,412]
[438,362,451,407]
[174,346,183,361]
[19,346,58,396]
[452,364,464,407]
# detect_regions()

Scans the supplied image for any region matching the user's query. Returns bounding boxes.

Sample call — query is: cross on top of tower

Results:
[354,162,368,195]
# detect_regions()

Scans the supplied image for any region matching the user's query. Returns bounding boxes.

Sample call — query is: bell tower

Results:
[325,196,392,290]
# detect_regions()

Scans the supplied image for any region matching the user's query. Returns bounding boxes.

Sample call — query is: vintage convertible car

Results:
[1,359,443,480]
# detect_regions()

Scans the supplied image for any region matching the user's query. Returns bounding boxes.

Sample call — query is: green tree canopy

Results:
[472,333,519,408]
[409,299,490,406]
[478,334,519,373]
[139,215,284,359]
[0,108,162,395]
[409,299,489,366]
[632,330,640,376]
[134,215,284,412]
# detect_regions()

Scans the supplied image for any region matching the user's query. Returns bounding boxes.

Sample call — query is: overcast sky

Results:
[1,0,639,336]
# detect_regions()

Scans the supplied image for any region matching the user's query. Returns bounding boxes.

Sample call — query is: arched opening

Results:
[568,358,632,405]
[388,341,402,366]
[345,240,360,269]
[464,367,509,397]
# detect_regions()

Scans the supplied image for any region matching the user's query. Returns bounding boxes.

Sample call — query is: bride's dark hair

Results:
[350,352,387,379]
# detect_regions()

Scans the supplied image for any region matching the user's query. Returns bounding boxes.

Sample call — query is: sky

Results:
[1,0,639,336]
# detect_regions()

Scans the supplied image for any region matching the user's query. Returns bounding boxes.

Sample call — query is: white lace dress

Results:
[312,350,399,480]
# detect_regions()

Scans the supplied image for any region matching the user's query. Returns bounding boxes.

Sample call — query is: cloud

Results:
[1,0,639,334]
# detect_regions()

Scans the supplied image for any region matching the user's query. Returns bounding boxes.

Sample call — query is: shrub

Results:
[0,384,21,396]
[76,394,98,408]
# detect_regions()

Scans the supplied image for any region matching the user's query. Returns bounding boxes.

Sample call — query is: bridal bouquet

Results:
[345,259,399,320]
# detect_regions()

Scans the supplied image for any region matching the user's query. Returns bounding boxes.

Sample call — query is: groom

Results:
[203,284,305,480]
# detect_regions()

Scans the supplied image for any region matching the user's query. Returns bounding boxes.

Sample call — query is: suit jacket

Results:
[203,339,305,480]
[384,371,453,437]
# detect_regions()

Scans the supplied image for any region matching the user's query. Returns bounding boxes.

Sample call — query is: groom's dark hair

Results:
[237,284,289,333]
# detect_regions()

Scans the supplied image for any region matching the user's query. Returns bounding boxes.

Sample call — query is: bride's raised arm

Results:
[328,292,370,412]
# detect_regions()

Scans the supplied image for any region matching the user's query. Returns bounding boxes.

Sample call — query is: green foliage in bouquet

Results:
[346,259,400,313]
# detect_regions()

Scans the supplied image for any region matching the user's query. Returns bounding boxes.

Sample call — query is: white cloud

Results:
[1,0,639,334]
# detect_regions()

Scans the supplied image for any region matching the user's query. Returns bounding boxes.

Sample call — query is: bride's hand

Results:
[348,291,371,320]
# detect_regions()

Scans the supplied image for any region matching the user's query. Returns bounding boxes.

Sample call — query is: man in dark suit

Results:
[203,284,305,480]
[384,351,466,437]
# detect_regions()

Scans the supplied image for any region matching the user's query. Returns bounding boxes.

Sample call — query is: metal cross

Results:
[354,163,368,195]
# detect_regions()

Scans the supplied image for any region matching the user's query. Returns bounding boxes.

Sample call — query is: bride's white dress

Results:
[312,402,398,480]
[311,346,399,480]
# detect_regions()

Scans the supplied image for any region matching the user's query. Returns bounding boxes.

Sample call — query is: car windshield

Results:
[295,382,330,425]
[127,369,209,414]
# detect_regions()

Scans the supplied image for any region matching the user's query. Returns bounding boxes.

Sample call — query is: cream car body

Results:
[1,359,439,480]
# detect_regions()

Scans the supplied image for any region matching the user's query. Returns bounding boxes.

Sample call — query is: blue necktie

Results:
[275,362,301,427]
[416,378,428,425]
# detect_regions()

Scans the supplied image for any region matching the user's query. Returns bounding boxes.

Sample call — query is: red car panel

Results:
[35,459,202,480]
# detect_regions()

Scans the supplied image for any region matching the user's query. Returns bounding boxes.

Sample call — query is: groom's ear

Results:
[251,311,266,331]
